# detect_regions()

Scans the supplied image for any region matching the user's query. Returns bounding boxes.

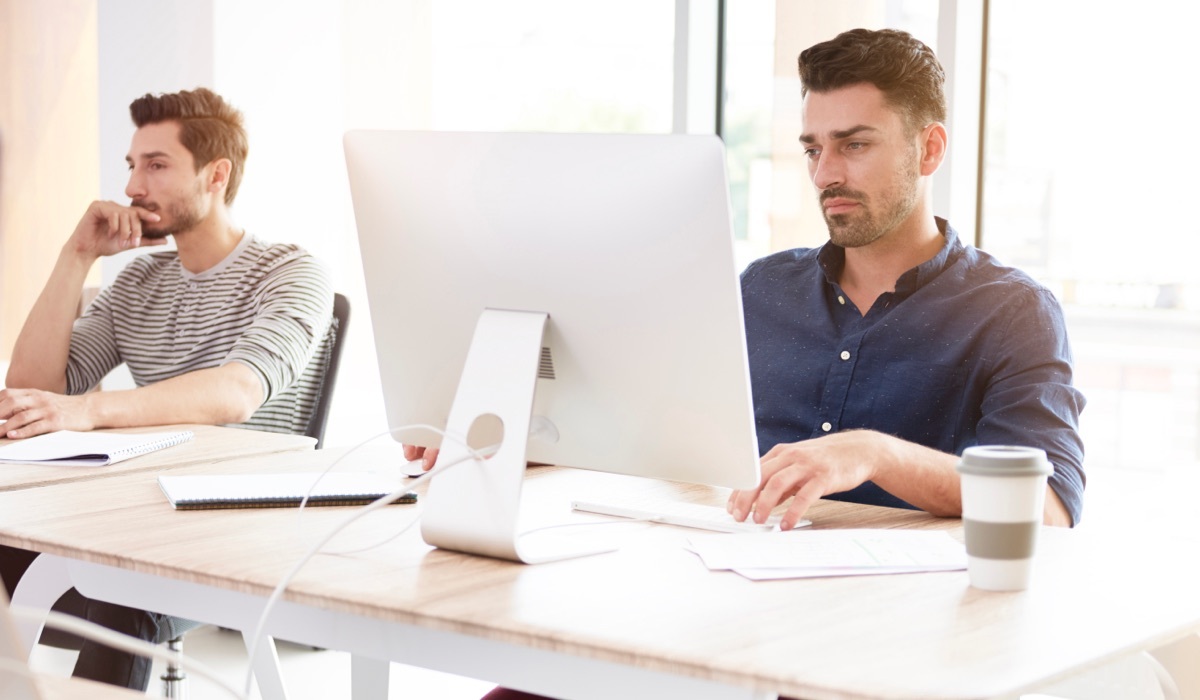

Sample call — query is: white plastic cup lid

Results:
[956,445,1051,477]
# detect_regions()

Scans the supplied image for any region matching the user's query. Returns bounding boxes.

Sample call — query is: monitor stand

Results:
[419,308,617,564]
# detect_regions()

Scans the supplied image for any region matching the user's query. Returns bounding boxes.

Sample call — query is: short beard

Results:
[135,194,205,240]
[821,157,921,249]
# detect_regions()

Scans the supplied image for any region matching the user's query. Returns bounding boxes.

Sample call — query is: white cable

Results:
[8,606,248,700]
[292,423,457,524]
[242,425,494,699]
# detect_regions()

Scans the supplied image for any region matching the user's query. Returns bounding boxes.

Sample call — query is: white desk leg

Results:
[9,554,74,658]
[241,631,291,700]
[351,655,390,700]
[1149,633,1200,699]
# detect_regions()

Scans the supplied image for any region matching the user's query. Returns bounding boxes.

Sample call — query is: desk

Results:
[3,449,1200,700]
[0,424,316,492]
[35,675,145,699]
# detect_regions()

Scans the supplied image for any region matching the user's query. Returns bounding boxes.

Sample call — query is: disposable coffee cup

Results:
[956,445,1052,591]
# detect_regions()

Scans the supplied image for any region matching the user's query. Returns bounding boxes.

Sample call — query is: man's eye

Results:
[846,142,866,151]
[803,147,820,159]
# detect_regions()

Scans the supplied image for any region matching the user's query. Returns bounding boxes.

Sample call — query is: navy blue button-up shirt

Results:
[741,220,1086,524]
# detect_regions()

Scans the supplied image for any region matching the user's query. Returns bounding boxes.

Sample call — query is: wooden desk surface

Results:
[0,424,315,492]
[2,449,1198,700]
[36,675,145,699]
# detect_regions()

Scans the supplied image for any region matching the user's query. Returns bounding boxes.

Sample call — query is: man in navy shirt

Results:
[727,28,1084,530]
[478,26,1085,700]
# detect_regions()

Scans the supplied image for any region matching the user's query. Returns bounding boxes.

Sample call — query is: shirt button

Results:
[840,350,851,361]
[837,295,846,305]
[821,422,832,432]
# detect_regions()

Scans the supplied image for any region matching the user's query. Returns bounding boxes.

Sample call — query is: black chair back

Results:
[305,292,351,449]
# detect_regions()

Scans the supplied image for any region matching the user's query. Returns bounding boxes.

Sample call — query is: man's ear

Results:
[919,123,948,177]
[206,158,233,196]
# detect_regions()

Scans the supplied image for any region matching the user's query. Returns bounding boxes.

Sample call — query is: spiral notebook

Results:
[157,472,418,510]
[0,429,194,467]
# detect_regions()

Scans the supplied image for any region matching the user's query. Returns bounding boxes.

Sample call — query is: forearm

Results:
[872,433,1074,526]
[6,246,97,391]
[83,363,264,429]
[868,433,962,517]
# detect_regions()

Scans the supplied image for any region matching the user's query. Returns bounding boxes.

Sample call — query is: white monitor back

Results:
[346,130,759,491]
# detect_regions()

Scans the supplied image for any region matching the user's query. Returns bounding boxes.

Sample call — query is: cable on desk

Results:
[243,424,495,700]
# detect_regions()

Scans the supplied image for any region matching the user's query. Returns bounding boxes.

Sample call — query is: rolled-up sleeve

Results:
[65,288,124,395]
[223,255,334,405]
[978,287,1087,525]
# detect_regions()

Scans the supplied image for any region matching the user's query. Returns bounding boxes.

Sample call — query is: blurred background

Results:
[2,0,1197,479]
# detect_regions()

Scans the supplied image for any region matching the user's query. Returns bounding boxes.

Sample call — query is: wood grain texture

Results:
[36,674,146,699]
[0,424,315,492]
[1,448,1197,700]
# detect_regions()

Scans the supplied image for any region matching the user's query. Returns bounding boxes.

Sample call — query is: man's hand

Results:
[727,431,884,531]
[68,201,164,259]
[403,444,440,471]
[0,388,93,439]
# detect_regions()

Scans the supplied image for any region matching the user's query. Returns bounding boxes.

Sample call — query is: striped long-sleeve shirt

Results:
[65,233,334,436]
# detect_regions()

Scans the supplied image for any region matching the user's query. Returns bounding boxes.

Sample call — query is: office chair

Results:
[160,292,351,697]
[305,292,351,450]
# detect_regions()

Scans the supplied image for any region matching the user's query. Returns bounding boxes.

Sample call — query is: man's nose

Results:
[811,151,845,191]
[125,168,145,200]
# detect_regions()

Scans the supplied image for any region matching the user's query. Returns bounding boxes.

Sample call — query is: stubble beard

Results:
[135,183,206,240]
[821,158,921,249]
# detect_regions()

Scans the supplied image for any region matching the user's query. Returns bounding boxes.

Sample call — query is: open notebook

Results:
[0,430,194,467]
[158,472,418,510]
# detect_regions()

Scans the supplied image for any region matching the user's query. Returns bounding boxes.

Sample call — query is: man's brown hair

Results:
[798,28,946,135]
[129,88,249,205]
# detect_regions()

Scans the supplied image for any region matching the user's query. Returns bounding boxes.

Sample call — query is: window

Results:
[982,2,1200,472]
[345,0,676,133]
[721,0,941,270]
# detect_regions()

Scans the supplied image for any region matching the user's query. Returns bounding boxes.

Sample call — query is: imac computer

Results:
[344,130,759,563]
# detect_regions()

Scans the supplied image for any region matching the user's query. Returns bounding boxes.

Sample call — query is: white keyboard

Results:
[571,497,811,534]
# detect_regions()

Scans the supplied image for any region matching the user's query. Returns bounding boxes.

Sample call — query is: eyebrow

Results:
[125,150,172,164]
[798,124,880,145]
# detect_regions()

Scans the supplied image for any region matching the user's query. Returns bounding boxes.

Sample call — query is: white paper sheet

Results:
[687,529,966,580]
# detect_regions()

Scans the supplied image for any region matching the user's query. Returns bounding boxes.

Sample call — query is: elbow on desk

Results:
[214,400,259,425]
[205,363,266,425]
[213,385,263,425]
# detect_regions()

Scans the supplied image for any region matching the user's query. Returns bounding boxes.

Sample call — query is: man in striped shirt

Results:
[0,88,333,690]
[2,88,333,437]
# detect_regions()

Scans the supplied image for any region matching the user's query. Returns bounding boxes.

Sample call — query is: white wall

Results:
[96,0,388,447]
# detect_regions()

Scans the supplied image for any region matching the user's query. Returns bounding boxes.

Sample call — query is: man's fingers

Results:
[729,450,790,521]
[3,408,41,438]
[122,212,138,246]
[402,445,424,461]
[133,206,161,223]
[753,468,806,524]
[780,480,824,531]
[422,447,440,471]
[727,486,762,522]
[129,212,143,247]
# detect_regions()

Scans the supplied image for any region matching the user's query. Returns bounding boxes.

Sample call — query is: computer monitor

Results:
[344,130,759,563]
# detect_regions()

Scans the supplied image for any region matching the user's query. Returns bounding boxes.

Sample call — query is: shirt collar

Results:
[181,231,254,281]
[817,217,962,297]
